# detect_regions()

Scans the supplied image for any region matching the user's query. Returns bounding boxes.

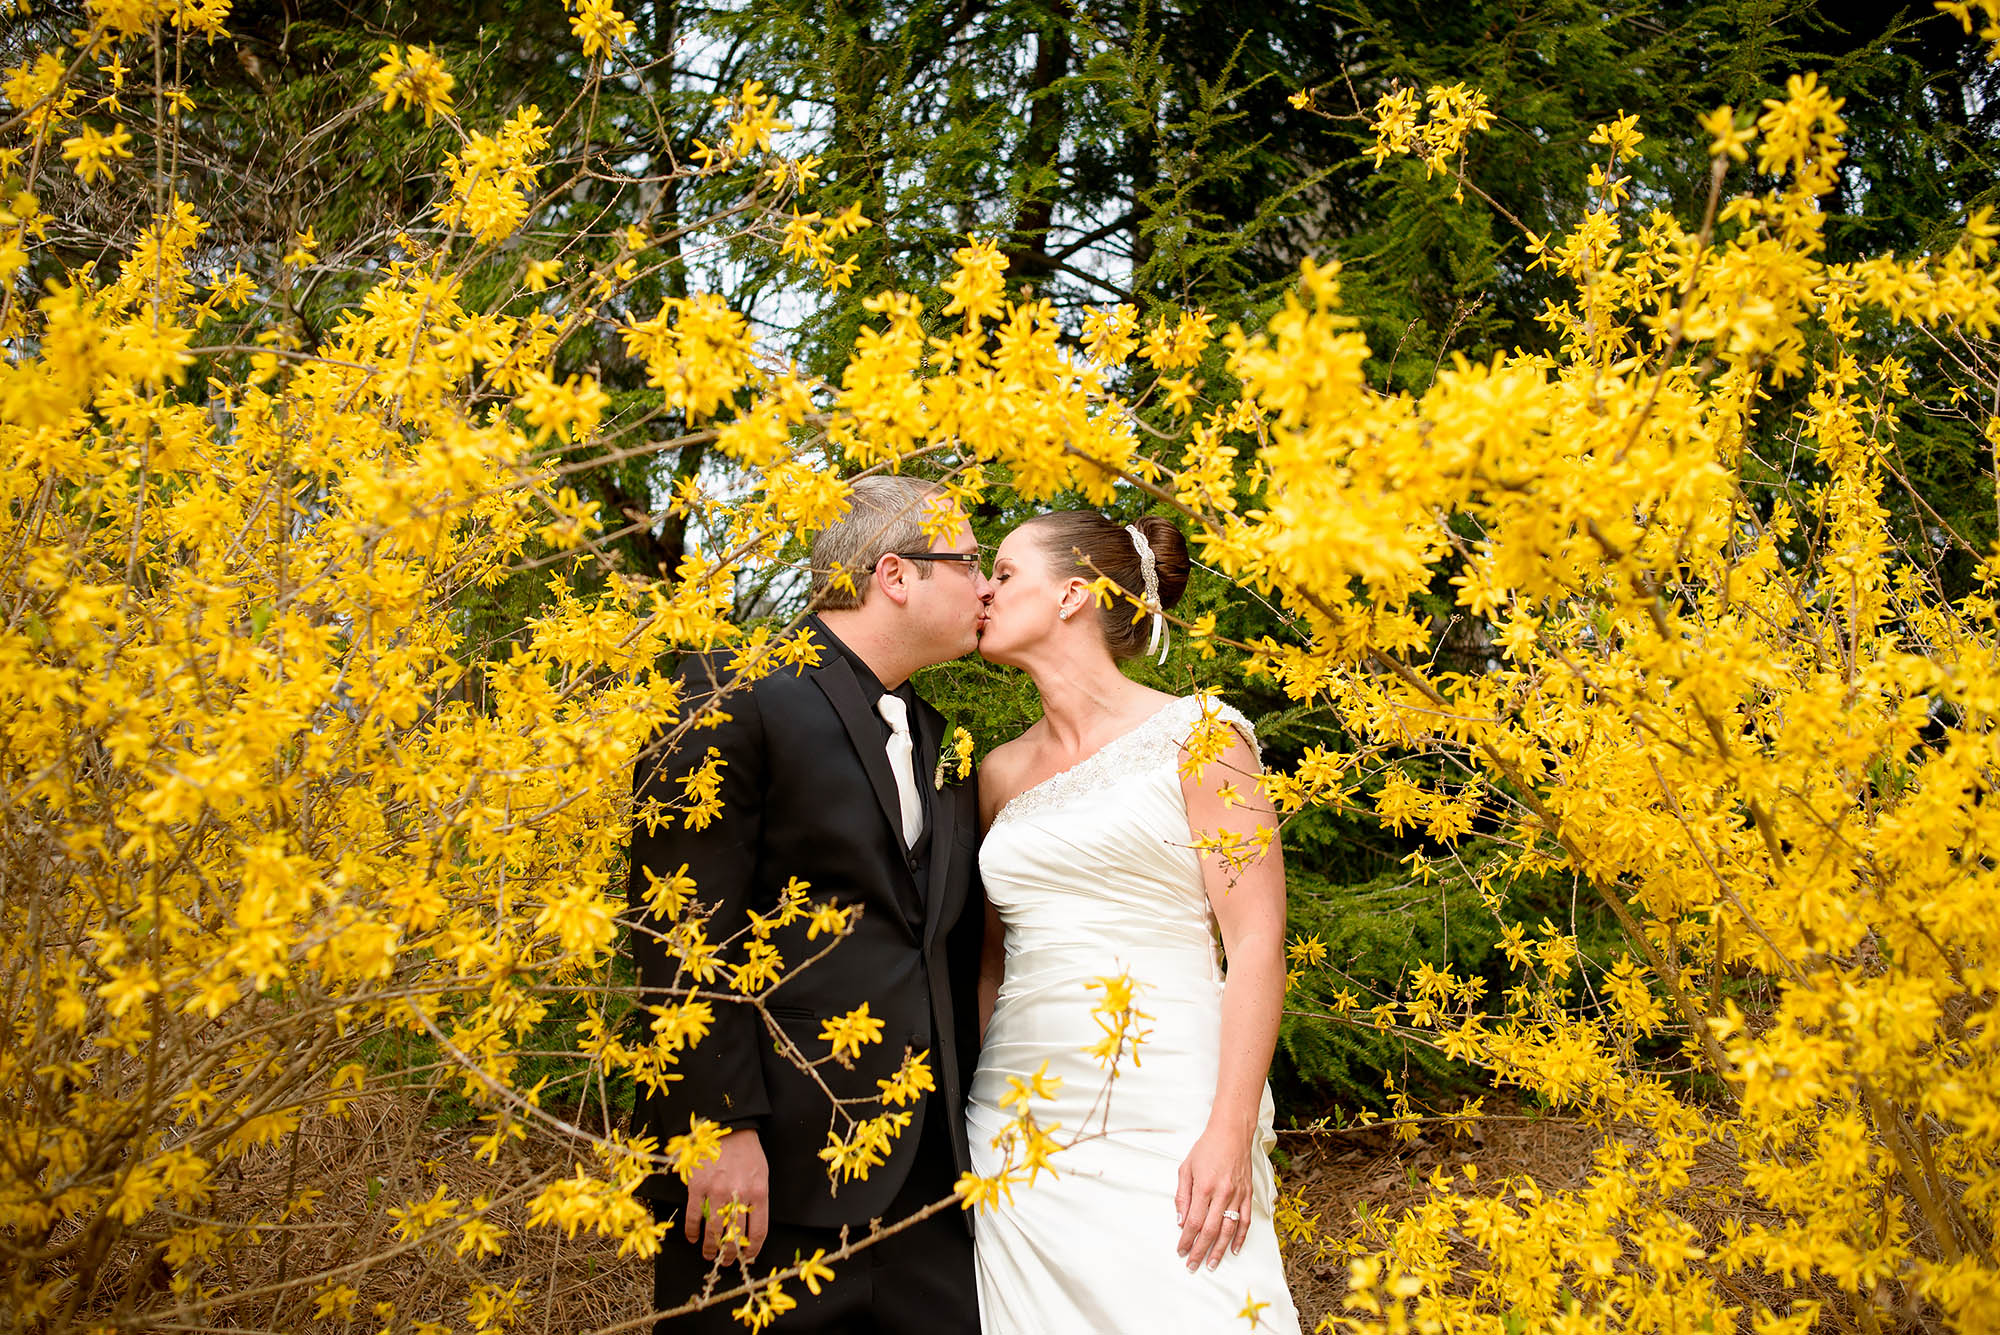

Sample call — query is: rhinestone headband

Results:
[1125,523,1170,664]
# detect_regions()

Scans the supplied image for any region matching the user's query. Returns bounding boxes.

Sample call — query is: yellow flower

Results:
[805,901,851,941]
[819,1002,886,1064]
[940,234,1008,326]
[730,939,784,993]
[954,1170,1008,1212]
[3,51,79,131]
[387,1184,458,1242]
[796,1249,836,1295]
[282,226,318,267]
[998,1059,1062,1113]
[732,1280,797,1332]
[523,257,563,291]
[60,122,132,182]
[664,1118,727,1181]
[1698,103,1755,162]
[934,725,974,787]
[371,45,455,124]
[312,1283,360,1321]
[570,0,636,58]
[877,1051,935,1107]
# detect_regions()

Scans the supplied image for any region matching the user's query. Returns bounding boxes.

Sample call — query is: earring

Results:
[1058,605,1073,621]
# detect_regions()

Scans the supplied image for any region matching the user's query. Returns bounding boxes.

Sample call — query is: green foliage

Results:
[1272,853,1630,1118]
[70,0,1999,1136]
[1272,864,1478,1117]
[912,653,1045,756]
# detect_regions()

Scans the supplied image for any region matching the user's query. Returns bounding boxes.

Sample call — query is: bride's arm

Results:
[1175,726,1287,1273]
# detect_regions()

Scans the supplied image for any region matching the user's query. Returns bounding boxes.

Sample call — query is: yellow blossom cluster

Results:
[568,0,638,61]
[11,6,2000,1331]
[1249,74,2000,1335]
[0,13,922,1331]
[372,43,456,125]
[631,62,2000,1335]
[1366,82,1495,177]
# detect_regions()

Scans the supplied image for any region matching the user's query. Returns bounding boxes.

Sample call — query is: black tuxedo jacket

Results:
[626,626,984,1229]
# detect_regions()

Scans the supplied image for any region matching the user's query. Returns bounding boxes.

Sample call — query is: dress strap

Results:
[1174,693,1262,774]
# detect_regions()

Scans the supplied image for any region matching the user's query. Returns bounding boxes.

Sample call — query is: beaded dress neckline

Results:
[991,696,1256,829]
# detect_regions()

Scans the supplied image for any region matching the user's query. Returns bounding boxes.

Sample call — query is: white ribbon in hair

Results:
[1125,523,1170,664]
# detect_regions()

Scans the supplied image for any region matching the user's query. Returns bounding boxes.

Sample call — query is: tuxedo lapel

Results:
[810,657,909,854]
[913,697,956,953]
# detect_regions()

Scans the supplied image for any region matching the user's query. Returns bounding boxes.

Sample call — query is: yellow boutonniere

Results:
[934,726,974,788]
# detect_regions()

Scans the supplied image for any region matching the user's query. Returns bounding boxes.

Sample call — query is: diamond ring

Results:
[1221,1209,1241,1221]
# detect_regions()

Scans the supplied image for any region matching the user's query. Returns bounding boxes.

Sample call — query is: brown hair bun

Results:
[1025,511,1191,661]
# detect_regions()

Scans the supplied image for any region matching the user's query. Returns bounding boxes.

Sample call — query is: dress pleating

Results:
[968,695,1302,1334]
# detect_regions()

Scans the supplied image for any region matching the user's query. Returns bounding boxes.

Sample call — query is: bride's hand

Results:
[1174,1122,1254,1271]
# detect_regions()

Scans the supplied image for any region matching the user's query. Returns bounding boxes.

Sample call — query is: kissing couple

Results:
[628,475,1302,1333]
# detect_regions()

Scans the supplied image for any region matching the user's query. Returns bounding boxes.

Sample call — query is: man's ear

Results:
[874,554,912,606]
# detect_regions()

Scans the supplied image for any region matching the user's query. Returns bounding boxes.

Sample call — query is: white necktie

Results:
[874,693,925,849]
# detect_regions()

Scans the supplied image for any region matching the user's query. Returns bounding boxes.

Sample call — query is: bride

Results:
[965,511,1301,1333]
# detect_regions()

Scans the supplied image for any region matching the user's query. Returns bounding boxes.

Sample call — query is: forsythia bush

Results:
[1268,68,2000,1335]
[7,2,2000,1334]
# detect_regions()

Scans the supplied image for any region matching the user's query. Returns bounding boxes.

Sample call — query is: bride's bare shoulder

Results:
[977,730,1042,829]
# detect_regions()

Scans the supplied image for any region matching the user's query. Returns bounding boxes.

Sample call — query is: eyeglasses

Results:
[890,550,985,575]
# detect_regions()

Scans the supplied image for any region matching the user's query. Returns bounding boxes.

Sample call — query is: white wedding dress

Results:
[967,695,1302,1334]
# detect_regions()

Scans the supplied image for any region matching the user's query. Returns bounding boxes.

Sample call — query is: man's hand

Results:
[685,1128,769,1264]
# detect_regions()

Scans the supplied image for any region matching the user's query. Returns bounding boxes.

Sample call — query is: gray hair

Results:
[809,475,952,611]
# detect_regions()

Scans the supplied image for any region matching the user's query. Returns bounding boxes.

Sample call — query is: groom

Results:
[627,475,990,1333]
